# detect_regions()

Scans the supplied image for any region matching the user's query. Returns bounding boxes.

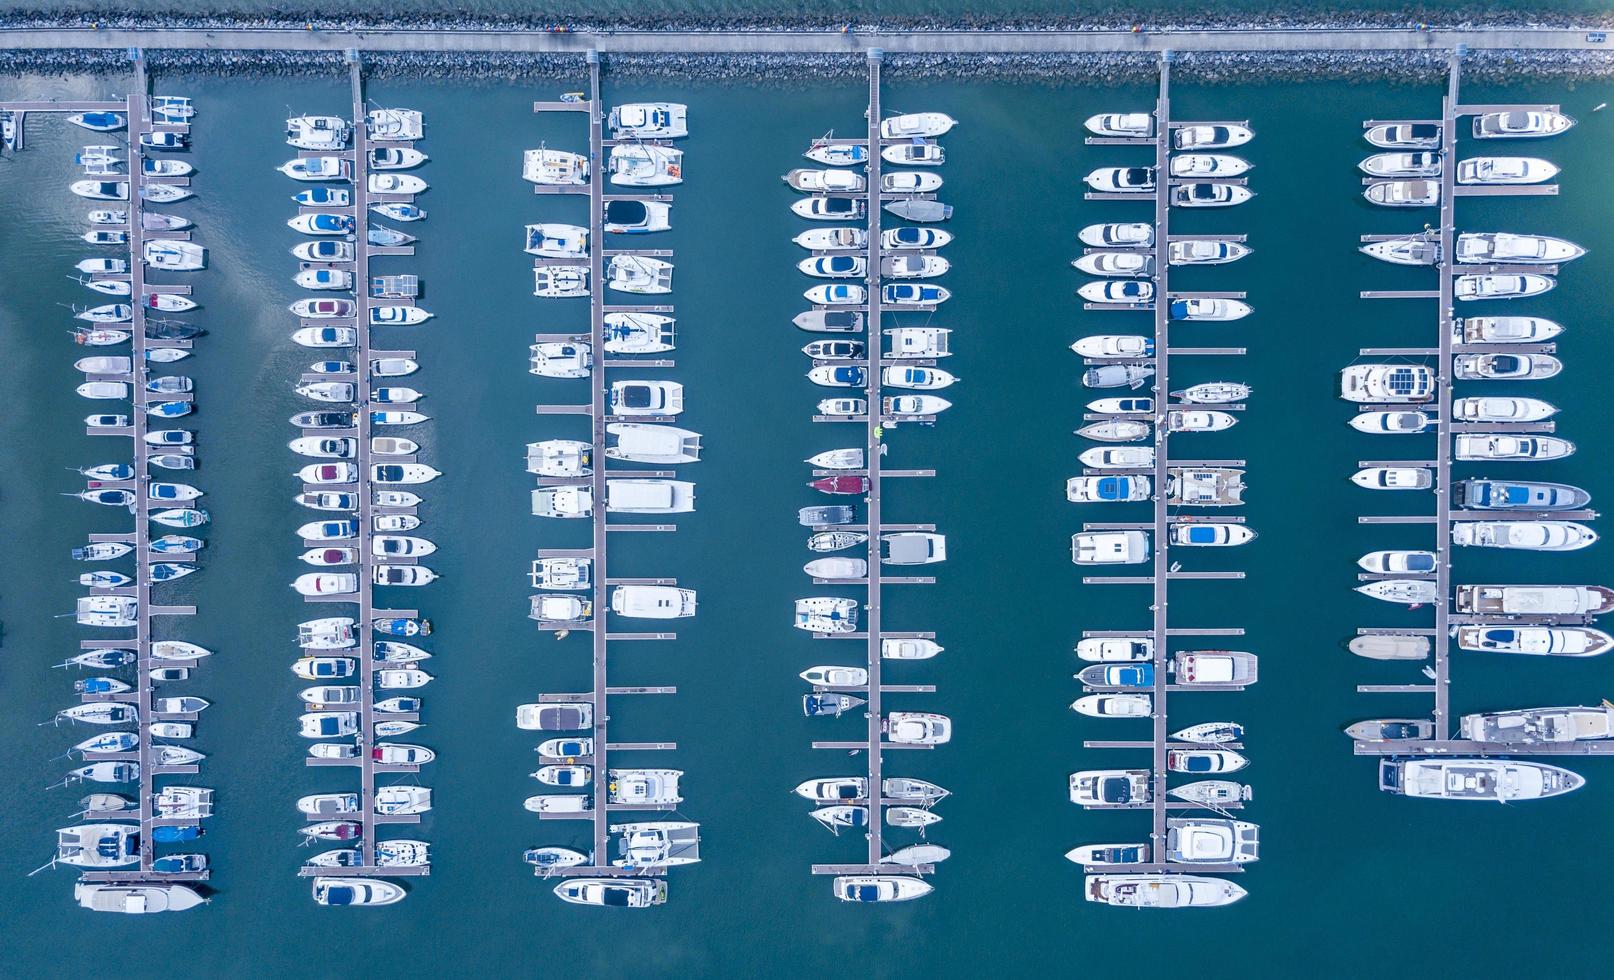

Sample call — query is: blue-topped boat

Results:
[1453,478,1590,511]
[68,111,125,132]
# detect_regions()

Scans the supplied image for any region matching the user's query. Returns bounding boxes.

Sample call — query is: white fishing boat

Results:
[1451,520,1597,552]
[1084,166,1155,193]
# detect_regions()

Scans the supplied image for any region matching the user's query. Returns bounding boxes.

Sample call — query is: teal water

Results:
[2,71,1614,976]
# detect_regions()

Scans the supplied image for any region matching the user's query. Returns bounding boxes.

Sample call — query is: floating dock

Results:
[529,56,687,881]
[1075,55,1253,878]
[1352,56,1610,760]
[293,57,430,880]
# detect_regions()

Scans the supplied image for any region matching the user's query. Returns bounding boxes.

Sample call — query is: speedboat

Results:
[1454,353,1561,380]
[1084,167,1154,193]
[1169,239,1250,265]
[803,141,868,165]
[808,531,867,552]
[1361,236,1441,266]
[1348,410,1430,434]
[882,171,943,193]
[1084,112,1153,137]
[880,112,956,139]
[1455,232,1583,265]
[1173,183,1253,207]
[883,142,945,166]
[1452,520,1596,551]
[1079,222,1153,248]
[783,168,866,193]
[1453,479,1589,511]
[554,878,666,908]
[1380,758,1583,800]
[882,638,942,660]
[1078,280,1153,305]
[516,702,592,731]
[795,227,866,251]
[1170,154,1250,177]
[1360,151,1441,177]
[1073,252,1153,277]
[1174,124,1253,149]
[1473,110,1575,139]
[883,283,950,306]
[804,283,864,306]
[1351,467,1432,491]
[279,156,351,181]
[1167,411,1236,433]
[1454,434,1574,461]
[1455,273,1555,300]
[288,213,354,236]
[1364,123,1440,148]
[1457,156,1559,184]
[1458,626,1611,656]
[1170,297,1250,321]
[313,877,406,906]
[368,173,427,195]
[791,196,866,221]
[1364,179,1439,206]
[799,254,867,279]
[833,876,933,903]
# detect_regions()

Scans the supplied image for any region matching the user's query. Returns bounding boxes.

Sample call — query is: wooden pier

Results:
[529,56,688,882]
[293,57,429,880]
[1353,58,1590,759]
[1076,55,1252,880]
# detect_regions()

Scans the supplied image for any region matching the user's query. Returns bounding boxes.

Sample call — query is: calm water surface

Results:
[1,69,1613,976]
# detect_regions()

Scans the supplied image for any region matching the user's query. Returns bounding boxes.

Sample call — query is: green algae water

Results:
[3,69,1614,976]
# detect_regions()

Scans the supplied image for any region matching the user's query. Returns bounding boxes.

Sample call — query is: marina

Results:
[525,60,699,901]
[1070,57,1258,903]
[1349,58,1614,780]
[4,28,1614,973]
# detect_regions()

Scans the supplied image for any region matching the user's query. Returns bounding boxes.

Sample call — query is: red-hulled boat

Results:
[809,476,870,495]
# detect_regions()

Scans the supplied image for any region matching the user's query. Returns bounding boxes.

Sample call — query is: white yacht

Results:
[1457,316,1561,344]
[1454,584,1614,617]
[1457,625,1611,657]
[1166,818,1260,864]
[1452,520,1596,551]
[1380,758,1583,800]
[783,168,866,193]
[1085,874,1246,908]
[1455,232,1583,264]
[1169,154,1250,177]
[1339,364,1434,403]
[1079,222,1153,248]
[879,112,956,139]
[1084,166,1155,193]
[1454,273,1555,300]
[1072,252,1154,277]
[833,876,933,903]
[1454,434,1574,461]
[1169,239,1250,265]
[1364,122,1440,148]
[1457,156,1559,184]
[1360,236,1441,266]
[1359,151,1441,177]
[609,380,683,416]
[1364,179,1439,206]
[1084,112,1153,137]
[1172,183,1253,208]
[1473,110,1575,139]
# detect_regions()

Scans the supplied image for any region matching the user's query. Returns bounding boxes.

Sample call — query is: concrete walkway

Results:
[0,26,1608,55]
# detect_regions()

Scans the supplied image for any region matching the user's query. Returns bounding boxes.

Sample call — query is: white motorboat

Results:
[833,875,933,903]
[1077,280,1153,305]
[1454,396,1558,425]
[1456,232,1583,265]
[1174,124,1253,149]
[369,145,427,169]
[1457,156,1559,184]
[1364,122,1440,148]
[609,380,683,417]
[609,101,687,138]
[1076,637,1152,663]
[1066,474,1151,503]
[882,638,942,660]
[1084,166,1154,193]
[1351,467,1432,491]
[294,268,352,291]
[1086,874,1247,908]
[1454,352,1561,380]
[1349,410,1431,434]
[1454,273,1555,300]
[794,227,866,251]
[1457,316,1562,344]
[368,173,426,195]
[1173,183,1253,207]
[609,144,683,186]
[1169,239,1250,265]
[880,112,956,139]
[783,168,866,193]
[70,179,128,201]
[1364,179,1439,206]
[882,366,955,390]
[74,883,205,914]
[1459,705,1614,745]
[882,142,945,166]
[1360,235,1441,266]
[881,171,943,193]
[1473,110,1575,139]
[1167,410,1236,433]
[1359,151,1441,177]
[1358,549,1438,575]
[1084,112,1153,137]
[1079,222,1153,248]
[1455,584,1614,618]
[1072,335,1152,359]
[1170,297,1250,321]
[880,255,949,278]
[1349,634,1431,660]
[279,156,351,181]
[605,479,694,514]
[1170,154,1250,177]
[1079,446,1153,470]
[554,878,665,908]
[1165,818,1260,864]
[800,254,868,279]
[1072,252,1153,277]
[1169,523,1256,547]
[800,665,869,687]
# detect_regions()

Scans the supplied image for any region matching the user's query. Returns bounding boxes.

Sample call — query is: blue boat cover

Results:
[1186,526,1218,543]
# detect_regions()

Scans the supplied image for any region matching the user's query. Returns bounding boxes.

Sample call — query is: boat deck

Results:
[1075,57,1253,880]
[1353,61,1594,758]
[529,56,686,882]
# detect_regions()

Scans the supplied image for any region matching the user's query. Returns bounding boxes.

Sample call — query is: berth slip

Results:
[793,52,951,902]
[525,63,700,901]
[1072,55,1257,907]
[283,59,433,897]
[1349,58,1612,783]
[38,62,211,911]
